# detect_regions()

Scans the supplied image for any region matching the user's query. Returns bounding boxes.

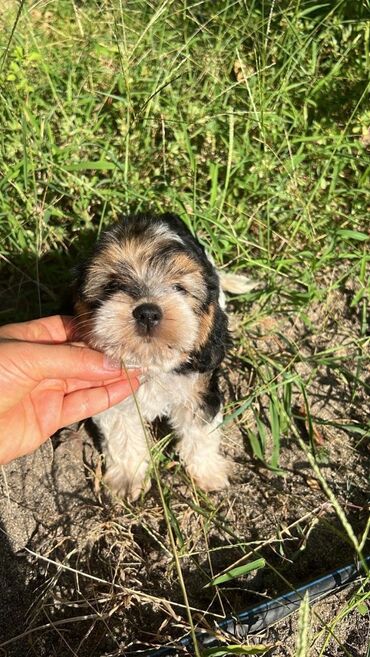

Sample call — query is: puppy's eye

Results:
[172,283,188,294]
[103,280,127,296]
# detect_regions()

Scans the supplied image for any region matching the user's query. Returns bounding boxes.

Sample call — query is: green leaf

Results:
[295,592,311,657]
[269,397,281,469]
[336,230,369,242]
[208,559,265,587]
[356,600,368,616]
[246,428,265,461]
[223,398,253,426]
[65,160,116,171]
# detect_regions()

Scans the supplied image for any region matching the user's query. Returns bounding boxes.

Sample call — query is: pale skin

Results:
[0,315,140,464]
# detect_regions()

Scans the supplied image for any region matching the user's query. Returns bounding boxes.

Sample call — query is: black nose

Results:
[132,303,163,334]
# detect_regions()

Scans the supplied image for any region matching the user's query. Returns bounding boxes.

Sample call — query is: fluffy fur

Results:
[74,212,230,500]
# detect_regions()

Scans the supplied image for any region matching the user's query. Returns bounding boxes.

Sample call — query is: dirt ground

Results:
[0,282,369,657]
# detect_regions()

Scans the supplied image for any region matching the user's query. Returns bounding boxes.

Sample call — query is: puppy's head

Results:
[74,213,228,371]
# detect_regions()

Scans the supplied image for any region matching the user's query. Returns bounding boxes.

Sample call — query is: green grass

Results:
[0,0,369,655]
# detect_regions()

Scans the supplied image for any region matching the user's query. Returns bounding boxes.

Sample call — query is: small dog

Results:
[74,212,239,500]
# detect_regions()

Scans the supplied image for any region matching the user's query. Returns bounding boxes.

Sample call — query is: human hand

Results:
[0,315,140,464]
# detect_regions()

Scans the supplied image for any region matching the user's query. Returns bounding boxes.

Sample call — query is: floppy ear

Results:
[186,305,229,373]
[58,262,87,316]
[72,260,90,298]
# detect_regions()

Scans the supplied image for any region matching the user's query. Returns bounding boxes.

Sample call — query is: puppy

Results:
[74,212,231,500]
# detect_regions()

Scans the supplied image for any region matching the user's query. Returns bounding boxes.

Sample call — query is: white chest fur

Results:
[116,370,200,421]
[93,370,228,500]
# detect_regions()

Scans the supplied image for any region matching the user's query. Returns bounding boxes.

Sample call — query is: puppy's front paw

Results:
[103,462,151,502]
[186,454,231,492]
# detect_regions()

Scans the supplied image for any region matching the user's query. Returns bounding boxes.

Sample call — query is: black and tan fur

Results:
[74,212,230,499]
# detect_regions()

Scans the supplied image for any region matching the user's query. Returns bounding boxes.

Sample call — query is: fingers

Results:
[59,377,140,427]
[62,374,139,394]
[5,341,140,384]
[0,315,75,344]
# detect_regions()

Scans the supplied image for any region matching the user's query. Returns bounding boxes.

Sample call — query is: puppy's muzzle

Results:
[133,302,163,336]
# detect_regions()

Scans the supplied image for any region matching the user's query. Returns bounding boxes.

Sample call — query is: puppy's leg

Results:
[94,400,151,501]
[171,407,229,491]
[170,375,230,491]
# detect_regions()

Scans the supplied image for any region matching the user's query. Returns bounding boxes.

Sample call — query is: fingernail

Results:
[103,355,122,371]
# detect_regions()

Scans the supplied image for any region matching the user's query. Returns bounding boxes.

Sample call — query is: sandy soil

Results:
[0,282,369,657]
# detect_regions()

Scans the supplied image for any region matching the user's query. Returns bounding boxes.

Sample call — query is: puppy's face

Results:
[74,214,223,371]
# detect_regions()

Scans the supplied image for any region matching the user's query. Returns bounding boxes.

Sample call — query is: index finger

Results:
[0,315,76,344]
